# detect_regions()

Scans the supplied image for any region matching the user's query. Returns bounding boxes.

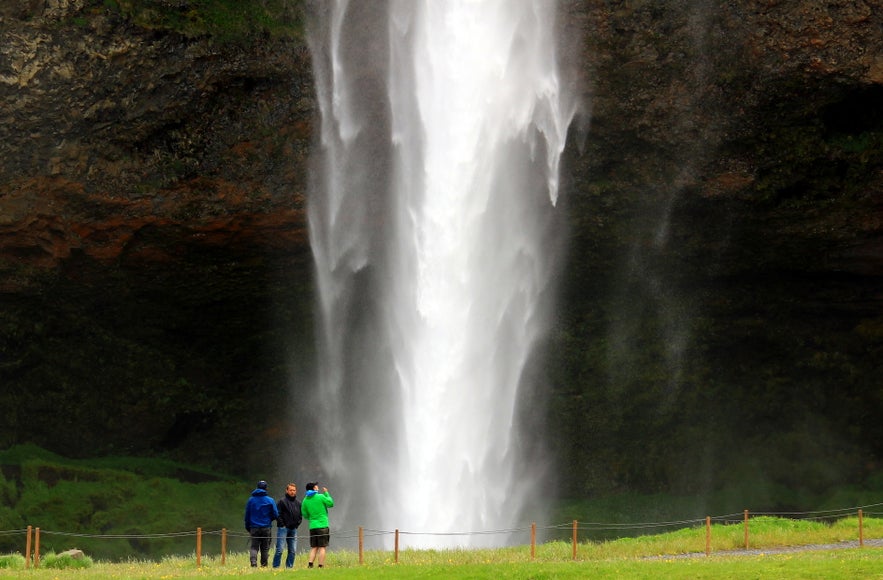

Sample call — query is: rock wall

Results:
[1,0,881,496]
[0,1,315,471]
[552,0,883,496]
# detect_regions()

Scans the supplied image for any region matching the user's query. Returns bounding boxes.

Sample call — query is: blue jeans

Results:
[273,526,297,568]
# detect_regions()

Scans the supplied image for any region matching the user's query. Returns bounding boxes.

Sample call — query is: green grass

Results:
[37,551,94,569]
[3,444,882,573]
[0,444,247,561]
[2,546,883,579]
[0,554,25,569]
[577,516,882,558]
[3,518,883,578]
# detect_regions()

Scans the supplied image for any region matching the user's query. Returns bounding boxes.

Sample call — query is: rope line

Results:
[40,530,199,539]
[567,518,706,530]
[750,501,883,517]
[2,502,879,542]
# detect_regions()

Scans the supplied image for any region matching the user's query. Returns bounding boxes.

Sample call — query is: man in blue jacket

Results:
[244,480,279,567]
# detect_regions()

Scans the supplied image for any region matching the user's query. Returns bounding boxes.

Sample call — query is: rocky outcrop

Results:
[1,4,312,278]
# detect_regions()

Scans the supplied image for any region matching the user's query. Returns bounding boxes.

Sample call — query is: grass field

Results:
[3,550,883,579]
[3,516,883,579]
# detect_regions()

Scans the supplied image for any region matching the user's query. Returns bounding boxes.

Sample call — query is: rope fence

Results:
[9,501,883,569]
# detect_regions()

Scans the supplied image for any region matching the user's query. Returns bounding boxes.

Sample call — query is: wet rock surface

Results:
[1,1,881,491]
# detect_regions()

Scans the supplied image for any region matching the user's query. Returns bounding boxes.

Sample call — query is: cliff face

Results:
[1,1,881,495]
[554,0,883,496]
[0,1,315,470]
[1,2,311,276]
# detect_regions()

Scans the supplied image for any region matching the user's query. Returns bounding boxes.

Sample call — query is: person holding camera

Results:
[301,481,334,568]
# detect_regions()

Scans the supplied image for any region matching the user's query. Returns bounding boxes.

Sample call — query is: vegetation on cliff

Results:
[95,0,304,41]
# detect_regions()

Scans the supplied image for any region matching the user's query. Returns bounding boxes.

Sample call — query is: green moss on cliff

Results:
[110,0,304,41]
[749,84,883,205]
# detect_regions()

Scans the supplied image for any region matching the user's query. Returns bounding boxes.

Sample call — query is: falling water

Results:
[307,1,575,547]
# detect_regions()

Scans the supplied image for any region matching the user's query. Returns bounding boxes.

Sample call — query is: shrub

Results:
[0,553,25,569]
[41,551,94,569]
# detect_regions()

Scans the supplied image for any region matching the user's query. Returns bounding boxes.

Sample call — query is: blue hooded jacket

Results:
[244,488,279,531]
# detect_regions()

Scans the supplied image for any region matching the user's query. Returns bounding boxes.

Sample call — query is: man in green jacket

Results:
[301,481,335,568]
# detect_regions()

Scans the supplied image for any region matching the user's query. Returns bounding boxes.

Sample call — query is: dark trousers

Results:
[249,526,271,567]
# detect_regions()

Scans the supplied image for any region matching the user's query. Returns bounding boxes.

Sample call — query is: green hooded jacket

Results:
[301,489,334,529]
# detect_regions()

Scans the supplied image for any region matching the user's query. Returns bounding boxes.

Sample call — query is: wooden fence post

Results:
[358,526,364,565]
[221,528,227,565]
[196,527,202,567]
[530,522,536,560]
[859,509,864,547]
[705,517,711,557]
[24,525,32,569]
[572,520,578,560]
[394,529,399,564]
[34,527,41,568]
[744,509,749,549]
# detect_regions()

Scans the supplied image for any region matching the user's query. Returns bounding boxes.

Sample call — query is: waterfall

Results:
[307,0,575,547]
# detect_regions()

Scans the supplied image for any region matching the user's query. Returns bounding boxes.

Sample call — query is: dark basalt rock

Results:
[1,1,881,495]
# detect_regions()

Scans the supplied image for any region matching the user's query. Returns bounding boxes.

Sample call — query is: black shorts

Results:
[309,527,330,548]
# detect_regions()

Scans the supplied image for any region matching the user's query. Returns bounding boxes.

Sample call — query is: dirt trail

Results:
[652,538,883,560]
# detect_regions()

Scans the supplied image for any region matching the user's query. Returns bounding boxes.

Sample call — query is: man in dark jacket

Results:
[244,480,279,567]
[273,482,303,568]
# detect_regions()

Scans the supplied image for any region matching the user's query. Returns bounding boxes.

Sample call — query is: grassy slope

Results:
[0,445,247,560]
[2,445,882,574]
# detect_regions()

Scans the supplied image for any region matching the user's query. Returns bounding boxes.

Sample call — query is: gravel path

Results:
[652,538,883,559]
